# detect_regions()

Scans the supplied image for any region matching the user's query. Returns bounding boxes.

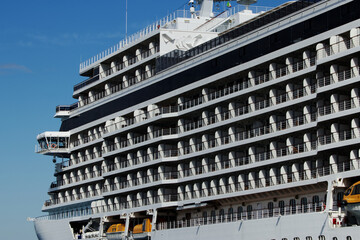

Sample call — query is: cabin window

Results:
[318,235,325,240]
[306,237,313,240]
[237,206,243,220]
[301,197,308,213]
[294,238,300,240]
[279,200,285,215]
[333,237,338,240]
[228,207,234,221]
[312,195,320,212]
[290,199,296,214]
[352,185,360,195]
[211,210,216,223]
[219,209,225,222]
[344,186,353,196]
[247,205,253,220]
[203,211,208,225]
[346,236,352,240]
[268,202,274,217]
[186,213,191,227]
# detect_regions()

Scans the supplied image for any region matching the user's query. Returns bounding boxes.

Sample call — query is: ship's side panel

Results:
[152,213,357,240]
[34,219,73,240]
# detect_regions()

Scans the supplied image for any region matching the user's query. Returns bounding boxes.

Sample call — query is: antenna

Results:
[126,0,128,38]
[237,0,257,10]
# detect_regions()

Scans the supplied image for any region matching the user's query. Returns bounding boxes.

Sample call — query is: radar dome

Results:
[237,0,258,5]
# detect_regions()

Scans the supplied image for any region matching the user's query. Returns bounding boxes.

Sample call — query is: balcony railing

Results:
[79,8,193,71]
[156,201,325,231]
[42,157,359,213]
[317,33,360,60]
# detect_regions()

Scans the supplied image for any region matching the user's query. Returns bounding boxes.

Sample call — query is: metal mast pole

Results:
[126,0,128,38]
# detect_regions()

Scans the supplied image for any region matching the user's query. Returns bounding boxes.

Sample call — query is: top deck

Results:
[78,2,273,74]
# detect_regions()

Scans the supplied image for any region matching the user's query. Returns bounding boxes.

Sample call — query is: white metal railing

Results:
[79,4,273,72]
[79,10,193,71]
[156,202,326,231]
[57,69,360,172]
[318,98,359,116]
[317,33,360,60]
[195,5,272,32]
[39,157,360,216]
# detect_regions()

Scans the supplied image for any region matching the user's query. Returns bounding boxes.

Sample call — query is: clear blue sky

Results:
[0,0,288,239]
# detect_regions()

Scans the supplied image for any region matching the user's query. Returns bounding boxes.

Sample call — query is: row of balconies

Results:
[101,105,360,156]
[44,196,327,222]
[60,26,360,150]
[58,104,360,190]
[55,33,360,173]
[63,79,359,166]
[58,59,158,116]
[316,29,360,60]
[75,43,159,91]
[47,139,360,205]
[100,46,157,79]
[62,51,316,126]
[51,168,103,189]
[58,114,360,190]
[44,155,358,209]
[98,67,357,147]
[51,77,359,163]
[71,28,360,119]
[156,201,328,232]
[71,130,103,148]
[66,54,359,155]
[77,66,156,108]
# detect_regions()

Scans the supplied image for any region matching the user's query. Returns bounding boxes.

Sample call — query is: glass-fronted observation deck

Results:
[35,131,70,156]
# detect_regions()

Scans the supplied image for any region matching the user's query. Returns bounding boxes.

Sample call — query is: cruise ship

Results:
[31,0,360,239]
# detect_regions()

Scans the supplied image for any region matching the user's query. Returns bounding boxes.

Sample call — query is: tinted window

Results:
[345,187,353,196]
[352,185,360,195]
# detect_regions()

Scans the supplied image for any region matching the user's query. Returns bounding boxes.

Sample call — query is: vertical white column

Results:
[303,50,311,68]
[331,123,339,142]
[303,78,312,96]
[330,154,338,174]
[330,64,339,83]
[269,89,277,106]
[286,57,293,74]
[316,43,326,60]
[350,28,360,47]
[248,71,256,87]
[269,63,277,80]
[351,58,359,77]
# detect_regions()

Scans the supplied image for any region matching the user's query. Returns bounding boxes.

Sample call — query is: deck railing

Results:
[79,9,193,71]
[156,202,326,231]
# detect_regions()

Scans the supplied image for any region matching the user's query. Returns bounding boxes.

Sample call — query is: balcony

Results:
[75,47,158,92]
[54,103,78,118]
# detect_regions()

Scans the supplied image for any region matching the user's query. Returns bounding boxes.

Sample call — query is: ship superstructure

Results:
[33,0,360,239]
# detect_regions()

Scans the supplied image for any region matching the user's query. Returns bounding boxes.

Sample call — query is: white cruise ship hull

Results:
[34,212,359,240]
[34,218,74,240]
[32,0,360,239]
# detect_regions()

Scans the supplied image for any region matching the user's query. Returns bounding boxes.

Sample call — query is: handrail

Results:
[79,9,193,71]
[41,157,359,212]
[74,46,158,92]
